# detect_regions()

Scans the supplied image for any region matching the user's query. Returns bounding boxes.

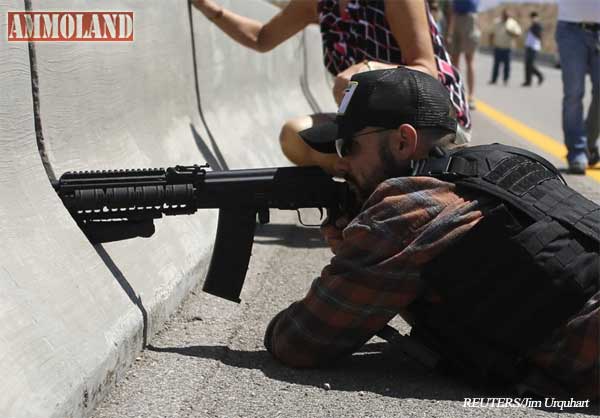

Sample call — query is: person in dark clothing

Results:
[266,67,599,401]
[522,11,544,86]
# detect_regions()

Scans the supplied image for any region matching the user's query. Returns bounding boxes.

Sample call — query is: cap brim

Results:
[298,122,340,154]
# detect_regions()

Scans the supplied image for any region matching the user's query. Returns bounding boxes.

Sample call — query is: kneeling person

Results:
[264,67,599,400]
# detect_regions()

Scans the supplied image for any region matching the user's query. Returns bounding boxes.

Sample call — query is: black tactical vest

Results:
[405,144,599,386]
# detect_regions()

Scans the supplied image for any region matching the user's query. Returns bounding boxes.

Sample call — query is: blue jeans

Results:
[491,48,511,83]
[555,21,600,165]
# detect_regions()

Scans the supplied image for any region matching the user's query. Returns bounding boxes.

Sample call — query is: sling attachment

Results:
[411,155,478,180]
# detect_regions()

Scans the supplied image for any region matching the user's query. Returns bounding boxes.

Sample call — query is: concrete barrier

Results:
[1,2,141,417]
[191,0,313,169]
[32,0,219,350]
[300,24,338,115]
[0,0,323,417]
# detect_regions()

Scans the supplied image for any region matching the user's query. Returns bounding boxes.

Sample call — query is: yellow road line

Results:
[475,99,600,183]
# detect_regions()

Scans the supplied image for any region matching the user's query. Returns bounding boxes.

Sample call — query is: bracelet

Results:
[364,60,374,71]
[210,8,224,21]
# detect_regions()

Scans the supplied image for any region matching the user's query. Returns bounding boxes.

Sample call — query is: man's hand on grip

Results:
[321,215,350,254]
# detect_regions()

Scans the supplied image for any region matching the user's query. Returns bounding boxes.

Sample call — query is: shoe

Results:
[521,82,531,87]
[589,147,599,167]
[538,76,544,86]
[568,161,587,175]
[468,99,476,110]
[488,80,496,85]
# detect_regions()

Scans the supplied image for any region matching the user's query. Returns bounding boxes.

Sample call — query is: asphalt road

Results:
[91,53,599,418]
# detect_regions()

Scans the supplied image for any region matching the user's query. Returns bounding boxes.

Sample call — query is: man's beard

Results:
[380,139,412,180]
[351,140,412,202]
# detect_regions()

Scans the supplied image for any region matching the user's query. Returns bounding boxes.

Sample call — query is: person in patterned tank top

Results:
[193,0,470,175]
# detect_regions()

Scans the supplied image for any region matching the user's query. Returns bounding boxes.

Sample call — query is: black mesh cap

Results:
[299,67,457,154]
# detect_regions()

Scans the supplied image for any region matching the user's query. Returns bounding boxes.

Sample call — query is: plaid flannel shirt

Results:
[264,176,598,399]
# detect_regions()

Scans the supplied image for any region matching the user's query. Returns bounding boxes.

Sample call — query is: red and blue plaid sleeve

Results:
[264,177,485,368]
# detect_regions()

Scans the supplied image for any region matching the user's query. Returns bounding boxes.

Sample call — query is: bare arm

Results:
[192,0,318,53]
[384,0,438,78]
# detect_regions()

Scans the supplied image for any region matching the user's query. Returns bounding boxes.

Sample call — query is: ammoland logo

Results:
[8,12,134,41]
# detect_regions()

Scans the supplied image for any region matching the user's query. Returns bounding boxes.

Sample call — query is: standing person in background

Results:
[555,0,600,174]
[522,11,544,87]
[488,9,522,85]
[192,0,471,175]
[447,0,480,110]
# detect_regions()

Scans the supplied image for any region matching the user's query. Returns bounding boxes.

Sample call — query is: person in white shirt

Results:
[555,0,600,174]
[522,11,544,87]
[488,9,521,85]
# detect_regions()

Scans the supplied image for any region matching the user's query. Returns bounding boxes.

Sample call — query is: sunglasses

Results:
[334,128,390,158]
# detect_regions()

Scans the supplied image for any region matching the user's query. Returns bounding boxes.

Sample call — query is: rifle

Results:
[52,164,355,303]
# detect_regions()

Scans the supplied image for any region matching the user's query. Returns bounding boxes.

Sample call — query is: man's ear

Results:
[389,124,418,160]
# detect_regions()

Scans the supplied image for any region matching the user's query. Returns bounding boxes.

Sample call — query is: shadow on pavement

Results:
[147,342,599,415]
[147,342,469,402]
